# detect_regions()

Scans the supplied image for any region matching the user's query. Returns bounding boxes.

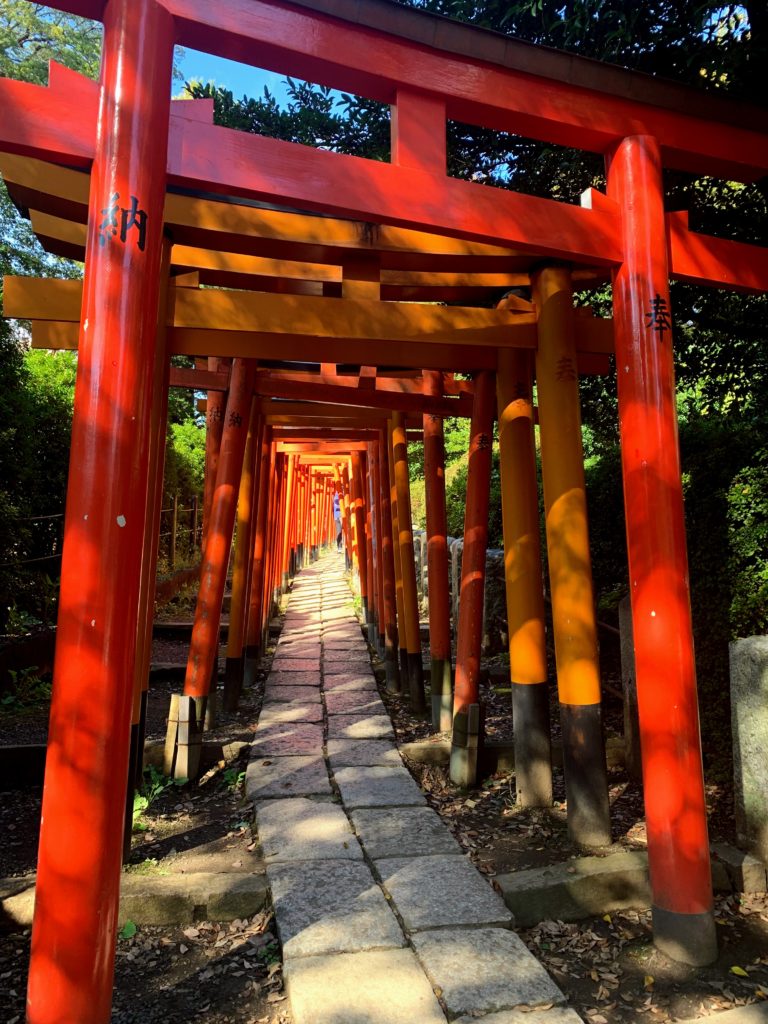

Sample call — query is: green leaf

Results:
[119,920,137,939]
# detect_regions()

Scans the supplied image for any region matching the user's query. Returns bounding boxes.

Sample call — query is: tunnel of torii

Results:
[2,0,768,1019]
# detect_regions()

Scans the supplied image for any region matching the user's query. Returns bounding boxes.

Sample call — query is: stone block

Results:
[326,739,403,769]
[412,927,565,1017]
[324,660,372,674]
[250,723,323,757]
[730,636,768,865]
[324,648,369,661]
[335,766,426,809]
[455,1010,584,1024]
[377,854,513,932]
[245,755,331,801]
[268,671,321,687]
[263,686,322,704]
[323,675,377,692]
[284,948,446,1024]
[258,702,323,726]
[496,851,651,927]
[257,797,362,862]
[711,842,768,892]
[327,714,394,740]
[271,657,321,672]
[268,859,403,958]
[324,691,387,716]
[350,806,462,859]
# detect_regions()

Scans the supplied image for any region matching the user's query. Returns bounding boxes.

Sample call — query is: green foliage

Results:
[118,920,137,940]
[0,665,51,712]
[0,3,101,85]
[132,765,186,831]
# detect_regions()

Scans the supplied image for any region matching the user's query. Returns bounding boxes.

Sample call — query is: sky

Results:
[175,47,293,105]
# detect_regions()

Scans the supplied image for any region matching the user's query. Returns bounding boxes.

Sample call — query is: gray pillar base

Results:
[561,702,612,847]
[512,680,553,807]
[385,647,401,693]
[430,656,453,733]
[282,571,290,593]
[652,905,718,966]
[449,704,483,787]
[407,651,426,715]
[243,645,259,689]
[222,655,243,712]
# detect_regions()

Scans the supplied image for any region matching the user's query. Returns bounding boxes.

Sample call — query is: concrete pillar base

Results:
[652,905,718,966]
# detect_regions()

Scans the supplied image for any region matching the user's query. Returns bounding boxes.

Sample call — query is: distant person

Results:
[333,491,343,552]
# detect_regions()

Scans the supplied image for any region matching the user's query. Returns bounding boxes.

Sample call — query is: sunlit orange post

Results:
[387,420,409,685]
[280,454,298,592]
[497,346,552,806]
[351,452,370,620]
[363,453,376,639]
[391,412,426,714]
[263,444,280,626]
[608,135,716,965]
[379,429,401,691]
[244,424,272,685]
[423,369,453,731]
[533,265,611,846]
[272,454,287,604]
[202,357,227,547]
[223,401,258,711]
[182,357,258,732]
[370,440,386,657]
[26,3,174,1021]
[450,370,495,786]
[341,461,354,570]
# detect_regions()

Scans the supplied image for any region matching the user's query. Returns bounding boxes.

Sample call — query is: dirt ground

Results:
[1,595,766,1022]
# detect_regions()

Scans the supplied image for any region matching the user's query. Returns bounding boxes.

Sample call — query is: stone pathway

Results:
[246,556,580,1024]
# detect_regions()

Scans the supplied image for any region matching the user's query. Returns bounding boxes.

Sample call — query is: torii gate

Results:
[2,0,768,1020]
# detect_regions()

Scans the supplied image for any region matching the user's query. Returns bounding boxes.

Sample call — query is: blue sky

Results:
[175,47,292,105]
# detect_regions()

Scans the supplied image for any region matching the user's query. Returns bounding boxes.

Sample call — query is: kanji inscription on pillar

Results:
[645,292,672,336]
[98,192,148,251]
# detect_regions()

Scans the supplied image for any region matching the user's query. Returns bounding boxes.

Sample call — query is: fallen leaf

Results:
[644,975,655,989]
[731,966,749,977]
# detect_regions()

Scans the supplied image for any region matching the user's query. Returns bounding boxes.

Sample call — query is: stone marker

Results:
[326,739,403,769]
[251,723,324,757]
[284,948,446,1024]
[334,766,427,809]
[711,842,768,892]
[257,798,362,862]
[268,860,404,958]
[350,806,462,859]
[411,928,565,1018]
[730,636,768,865]
[245,755,332,801]
[327,714,394,740]
[377,854,514,932]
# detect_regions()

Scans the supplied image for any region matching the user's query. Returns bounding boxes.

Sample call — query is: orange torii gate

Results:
[2,0,768,1018]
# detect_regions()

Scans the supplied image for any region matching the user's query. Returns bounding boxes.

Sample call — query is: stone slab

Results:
[324,660,372,674]
[268,859,403,959]
[412,928,565,1017]
[268,671,321,687]
[324,691,387,716]
[258,702,323,726]
[334,766,426,809]
[245,755,332,801]
[284,948,446,1024]
[675,1007,768,1024]
[377,854,514,932]
[271,658,321,672]
[711,842,768,892]
[495,851,652,928]
[263,686,323,705]
[257,797,362,862]
[323,675,377,692]
[455,1010,584,1024]
[350,807,462,859]
[250,723,324,757]
[731,636,768,865]
[323,646,369,657]
[327,739,403,769]
[327,714,394,740]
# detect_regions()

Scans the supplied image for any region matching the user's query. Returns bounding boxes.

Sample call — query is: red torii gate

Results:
[2,1,768,1020]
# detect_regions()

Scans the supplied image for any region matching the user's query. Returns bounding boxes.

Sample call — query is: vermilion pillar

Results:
[497,347,552,807]
[370,441,386,657]
[607,135,716,965]
[280,455,298,592]
[351,452,370,616]
[244,424,272,683]
[27,3,174,1020]
[202,358,226,547]
[379,429,400,691]
[534,265,611,846]
[423,369,452,731]
[450,370,495,786]
[391,413,426,714]
[183,358,257,722]
[387,421,409,685]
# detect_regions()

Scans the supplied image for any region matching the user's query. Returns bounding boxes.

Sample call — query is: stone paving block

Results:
[245,755,332,801]
[323,675,377,692]
[268,860,404,958]
[274,644,321,659]
[258,702,323,726]
[284,948,446,1024]
[411,928,565,1017]
[257,797,362,862]
[327,739,403,769]
[268,671,321,687]
[455,1009,584,1024]
[263,686,322,705]
[324,691,387,716]
[323,646,369,657]
[377,854,514,932]
[271,658,321,672]
[327,714,394,740]
[334,766,426,809]
[350,807,462,859]
[251,723,324,757]
[324,660,373,675]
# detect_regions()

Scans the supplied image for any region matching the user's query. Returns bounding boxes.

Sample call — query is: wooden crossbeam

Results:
[254,375,474,417]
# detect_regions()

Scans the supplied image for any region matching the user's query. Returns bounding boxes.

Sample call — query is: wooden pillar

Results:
[244,424,272,684]
[341,461,354,571]
[497,347,552,806]
[387,420,409,686]
[280,454,298,592]
[26,3,174,1020]
[370,440,386,657]
[423,369,453,732]
[223,400,258,711]
[534,264,611,846]
[202,357,226,548]
[391,412,426,714]
[379,430,401,691]
[450,370,495,786]
[607,135,716,965]
[351,452,370,618]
